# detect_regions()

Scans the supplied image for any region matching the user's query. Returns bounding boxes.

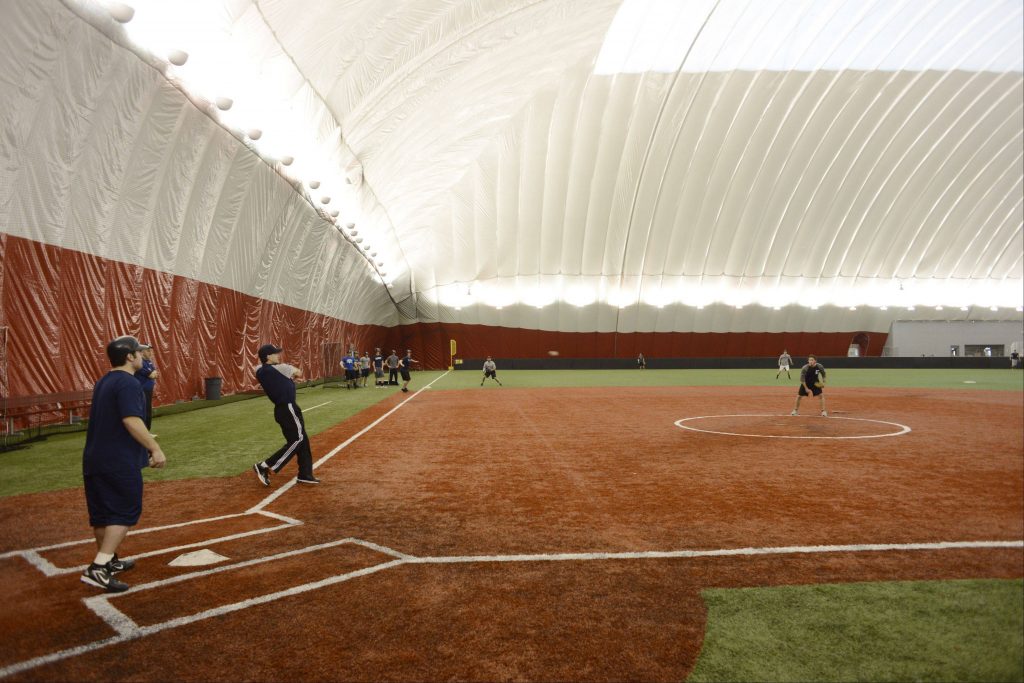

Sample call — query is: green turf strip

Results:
[689,579,1024,682]
[0,377,446,497]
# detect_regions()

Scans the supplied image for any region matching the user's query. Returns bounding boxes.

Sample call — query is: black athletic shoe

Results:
[81,563,129,593]
[253,463,270,486]
[107,554,135,574]
[401,387,409,393]
[296,476,321,485]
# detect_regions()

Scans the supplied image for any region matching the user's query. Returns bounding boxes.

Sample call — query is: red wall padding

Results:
[392,322,887,369]
[0,235,886,407]
[0,234,402,406]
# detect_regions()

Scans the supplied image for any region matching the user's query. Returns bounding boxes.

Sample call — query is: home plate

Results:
[169,549,230,567]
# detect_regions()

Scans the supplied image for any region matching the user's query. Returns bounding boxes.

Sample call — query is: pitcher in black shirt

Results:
[252,344,319,486]
[791,354,827,417]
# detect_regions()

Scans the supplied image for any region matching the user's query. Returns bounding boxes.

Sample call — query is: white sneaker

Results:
[790,410,798,416]
[820,411,828,417]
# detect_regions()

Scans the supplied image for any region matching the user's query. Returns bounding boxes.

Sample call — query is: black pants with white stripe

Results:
[261,402,314,479]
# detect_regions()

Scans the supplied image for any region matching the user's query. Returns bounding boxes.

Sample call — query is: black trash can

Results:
[204,377,223,401]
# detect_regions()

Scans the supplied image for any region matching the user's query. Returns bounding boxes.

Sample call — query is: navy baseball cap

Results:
[106,335,142,365]
[258,344,282,362]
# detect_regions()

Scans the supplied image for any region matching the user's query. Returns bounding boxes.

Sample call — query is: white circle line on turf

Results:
[674,414,912,439]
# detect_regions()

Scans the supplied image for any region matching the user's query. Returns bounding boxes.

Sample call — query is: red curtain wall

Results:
[1,234,885,406]
[0,234,401,406]
[398,323,886,369]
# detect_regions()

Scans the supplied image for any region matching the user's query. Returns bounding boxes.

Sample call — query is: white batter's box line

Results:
[0,560,406,681]
[346,538,414,560]
[109,537,382,594]
[2,536,1021,681]
[254,509,304,526]
[43,522,298,577]
[250,371,452,513]
[407,539,1024,564]
[0,511,256,559]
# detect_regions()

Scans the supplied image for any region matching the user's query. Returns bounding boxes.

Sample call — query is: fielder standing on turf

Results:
[399,349,419,393]
[252,344,319,486]
[776,349,792,380]
[81,335,166,593]
[791,354,827,417]
[481,356,502,386]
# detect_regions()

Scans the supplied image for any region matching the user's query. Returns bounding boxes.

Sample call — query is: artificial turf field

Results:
[0,368,1021,681]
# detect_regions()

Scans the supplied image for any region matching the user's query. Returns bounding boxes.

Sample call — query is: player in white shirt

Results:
[481,357,502,386]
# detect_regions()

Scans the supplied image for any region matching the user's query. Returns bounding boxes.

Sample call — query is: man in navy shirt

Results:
[133,343,158,433]
[372,348,385,388]
[399,349,420,393]
[81,335,166,593]
[253,344,319,486]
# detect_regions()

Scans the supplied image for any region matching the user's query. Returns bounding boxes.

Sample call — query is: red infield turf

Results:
[0,386,1021,681]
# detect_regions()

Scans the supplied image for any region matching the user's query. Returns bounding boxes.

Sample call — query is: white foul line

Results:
[1,536,1020,680]
[247,371,451,513]
[302,401,332,413]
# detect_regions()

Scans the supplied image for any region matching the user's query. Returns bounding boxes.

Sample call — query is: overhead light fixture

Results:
[320,196,330,204]
[246,129,262,140]
[773,306,781,310]
[215,97,233,111]
[349,229,358,236]
[329,210,339,218]
[907,306,916,311]
[280,156,293,166]
[346,223,355,229]
[960,306,969,311]
[108,3,134,23]
[167,50,188,66]
[990,306,999,312]
[880,306,888,311]
[309,180,320,189]
[849,307,856,311]
[935,306,943,311]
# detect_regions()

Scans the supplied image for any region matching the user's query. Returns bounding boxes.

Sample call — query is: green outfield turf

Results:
[690,579,1024,682]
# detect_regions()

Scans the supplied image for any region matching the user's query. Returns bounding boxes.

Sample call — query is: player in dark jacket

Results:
[252,344,319,486]
[791,354,827,417]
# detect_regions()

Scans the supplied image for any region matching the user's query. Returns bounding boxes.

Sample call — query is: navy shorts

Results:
[345,369,357,381]
[484,370,497,378]
[84,470,143,527]
[400,369,411,381]
[798,384,823,397]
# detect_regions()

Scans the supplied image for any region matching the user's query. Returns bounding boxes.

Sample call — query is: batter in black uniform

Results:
[791,354,827,417]
[252,344,319,485]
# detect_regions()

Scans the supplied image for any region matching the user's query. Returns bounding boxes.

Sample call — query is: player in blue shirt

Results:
[341,351,357,389]
[81,336,166,593]
[399,349,419,393]
[253,344,319,486]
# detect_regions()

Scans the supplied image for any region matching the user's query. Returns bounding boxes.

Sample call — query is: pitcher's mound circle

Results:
[674,414,911,439]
